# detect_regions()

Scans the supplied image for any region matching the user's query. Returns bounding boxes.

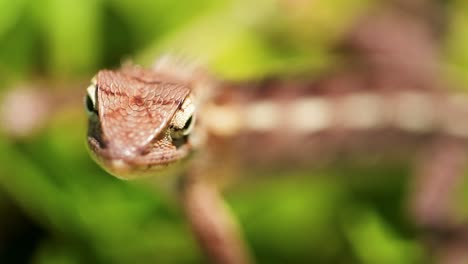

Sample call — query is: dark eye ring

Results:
[183,116,193,131]
[85,94,96,114]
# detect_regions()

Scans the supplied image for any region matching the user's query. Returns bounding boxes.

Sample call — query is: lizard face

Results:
[85,66,196,179]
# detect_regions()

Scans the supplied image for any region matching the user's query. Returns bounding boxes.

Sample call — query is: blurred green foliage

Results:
[445,0,468,86]
[0,0,375,83]
[1,0,468,263]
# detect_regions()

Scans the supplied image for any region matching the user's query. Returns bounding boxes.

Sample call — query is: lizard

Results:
[84,3,468,264]
[84,58,468,264]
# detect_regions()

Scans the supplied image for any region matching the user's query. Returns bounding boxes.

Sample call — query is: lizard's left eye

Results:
[85,84,97,115]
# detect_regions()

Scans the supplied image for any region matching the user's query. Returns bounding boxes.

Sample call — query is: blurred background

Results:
[1,0,468,263]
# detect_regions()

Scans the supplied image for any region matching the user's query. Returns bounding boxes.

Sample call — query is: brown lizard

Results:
[84,2,468,264]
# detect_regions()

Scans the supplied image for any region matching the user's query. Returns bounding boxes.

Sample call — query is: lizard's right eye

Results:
[85,84,97,115]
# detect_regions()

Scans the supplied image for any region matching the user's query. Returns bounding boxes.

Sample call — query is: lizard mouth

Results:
[87,125,197,179]
[87,134,192,179]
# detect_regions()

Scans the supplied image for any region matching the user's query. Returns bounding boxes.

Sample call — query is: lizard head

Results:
[85,65,197,179]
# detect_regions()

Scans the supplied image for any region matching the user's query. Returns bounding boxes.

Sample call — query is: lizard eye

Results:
[85,84,97,115]
[182,115,194,135]
[170,114,195,140]
[169,96,196,140]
